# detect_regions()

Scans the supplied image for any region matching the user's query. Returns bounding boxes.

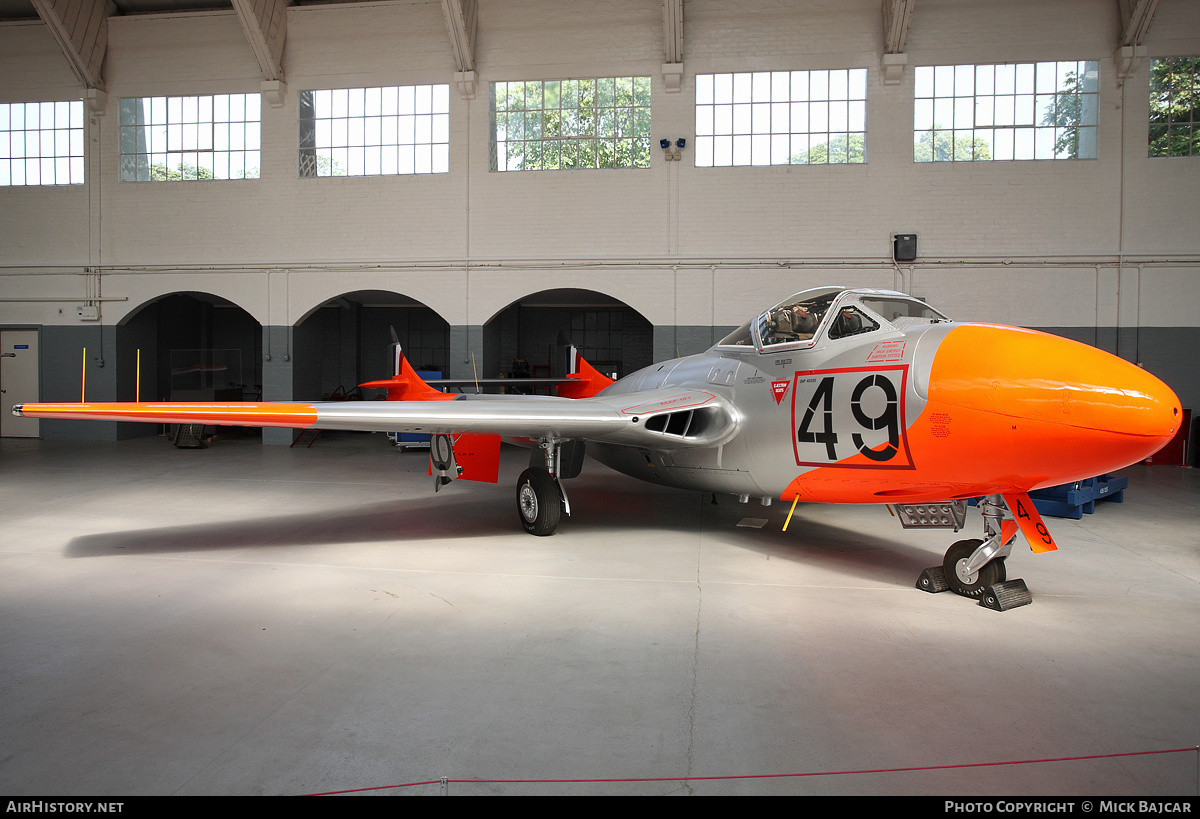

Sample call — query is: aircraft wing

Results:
[14,386,739,449]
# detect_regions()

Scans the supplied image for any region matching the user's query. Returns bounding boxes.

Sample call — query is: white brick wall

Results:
[1,0,1198,334]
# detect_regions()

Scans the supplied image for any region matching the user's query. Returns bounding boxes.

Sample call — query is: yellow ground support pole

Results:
[782,494,800,531]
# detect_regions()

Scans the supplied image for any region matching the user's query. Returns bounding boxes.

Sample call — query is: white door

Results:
[1,330,40,438]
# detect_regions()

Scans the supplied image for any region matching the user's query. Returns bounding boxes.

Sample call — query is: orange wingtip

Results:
[16,402,319,429]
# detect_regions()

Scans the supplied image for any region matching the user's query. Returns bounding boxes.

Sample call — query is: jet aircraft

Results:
[14,287,1180,604]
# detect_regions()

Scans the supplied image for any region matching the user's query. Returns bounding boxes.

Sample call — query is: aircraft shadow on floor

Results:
[62,475,937,590]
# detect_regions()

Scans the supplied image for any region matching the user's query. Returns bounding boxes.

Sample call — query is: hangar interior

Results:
[2,0,1199,797]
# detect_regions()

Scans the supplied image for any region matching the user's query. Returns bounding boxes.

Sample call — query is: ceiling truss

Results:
[880,0,915,86]
[441,0,477,99]
[231,0,288,86]
[30,0,116,91]
[1118,0,1158,46]
[662,0,683,93]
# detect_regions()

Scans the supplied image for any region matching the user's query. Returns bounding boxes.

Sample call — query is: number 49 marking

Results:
[792,368,912,468]
[1005,492,1059,553]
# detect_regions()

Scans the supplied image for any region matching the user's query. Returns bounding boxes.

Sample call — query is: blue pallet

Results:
[1028,474,1127,519]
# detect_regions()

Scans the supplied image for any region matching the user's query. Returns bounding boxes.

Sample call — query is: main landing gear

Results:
[515,438,582,536]
[908,496,1034,611]
[517,467,561,536]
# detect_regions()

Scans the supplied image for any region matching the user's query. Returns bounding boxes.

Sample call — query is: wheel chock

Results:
[979,579,1033,611]
[916,566,950,594]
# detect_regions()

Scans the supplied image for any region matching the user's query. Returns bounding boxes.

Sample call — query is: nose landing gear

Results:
[943,538,1006,597]
[912,495,1034,611]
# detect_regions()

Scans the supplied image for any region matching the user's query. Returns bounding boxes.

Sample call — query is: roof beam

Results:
[441,0,477,72]
[663,0,683,65]
[880,0,915,86]
[662,0,683,93]
[1118,0,1158,46]
[31,0,116,91]
[882,0,915,53]
[441,0,477,99]
[232,0,288,83]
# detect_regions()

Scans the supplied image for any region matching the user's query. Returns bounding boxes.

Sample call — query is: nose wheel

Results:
[517,467,562,536]
[915,496,1033,610]
[942,538,1006,598]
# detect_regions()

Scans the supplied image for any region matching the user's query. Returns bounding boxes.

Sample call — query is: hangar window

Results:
[298,86,450,177]
[914,61,1098,161]
[490,77,652,171]
[0,100,84,186]
[119,94,260,181]
[694,70,868,167]
[1149,57,1199,157]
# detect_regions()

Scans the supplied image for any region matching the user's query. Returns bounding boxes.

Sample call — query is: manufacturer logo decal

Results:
[771,380,790,405]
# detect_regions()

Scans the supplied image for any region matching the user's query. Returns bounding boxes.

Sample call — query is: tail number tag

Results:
[792,366,912,469]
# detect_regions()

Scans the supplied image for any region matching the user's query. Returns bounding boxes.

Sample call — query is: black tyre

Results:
[943,538,1006,598]
[431,433,454,472]
[516,467,562,536]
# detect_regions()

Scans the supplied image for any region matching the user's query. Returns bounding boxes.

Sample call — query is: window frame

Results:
[489,76,652,172]
[913,60,1099,162]
[694,69,869,167]
[1149,56,1199,158]
[119,93,262,182]
[0,100,85,187]
[297,84,451,178]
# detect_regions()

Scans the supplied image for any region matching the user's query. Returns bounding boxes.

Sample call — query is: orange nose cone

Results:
[928,325,1180,486]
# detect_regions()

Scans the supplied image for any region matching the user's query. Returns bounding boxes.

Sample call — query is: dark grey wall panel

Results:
[653,325,735,364]
[1037,326,1198,411]
[40,325,118,440]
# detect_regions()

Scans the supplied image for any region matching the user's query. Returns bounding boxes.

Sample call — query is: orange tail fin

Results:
[556,346,615,399]
[359,346,454,402]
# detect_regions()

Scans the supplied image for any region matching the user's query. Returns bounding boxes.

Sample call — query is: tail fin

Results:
[359,344,454,402]
[557,345,615,399]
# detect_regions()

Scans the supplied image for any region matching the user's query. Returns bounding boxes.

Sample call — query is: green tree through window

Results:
[913,131,992,162]
[1149,57,1199,157]
[491,77,651,171]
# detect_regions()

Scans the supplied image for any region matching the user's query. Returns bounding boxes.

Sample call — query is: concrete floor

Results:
[1,431,1197,796]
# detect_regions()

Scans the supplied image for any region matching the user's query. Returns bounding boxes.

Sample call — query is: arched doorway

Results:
[120,292,262,404]
[482,288,653,386]
[292,290,450,400]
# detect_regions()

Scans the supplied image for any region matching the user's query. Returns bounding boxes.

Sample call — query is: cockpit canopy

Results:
[717,287,948,352]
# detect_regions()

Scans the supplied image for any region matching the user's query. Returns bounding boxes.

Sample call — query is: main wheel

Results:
[943,538,1006,598]
[516,467,562,536]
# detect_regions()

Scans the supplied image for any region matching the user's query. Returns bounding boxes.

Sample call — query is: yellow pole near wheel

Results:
[782,494,800,531]
[136,349,141,402]
[81,348,86,402]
